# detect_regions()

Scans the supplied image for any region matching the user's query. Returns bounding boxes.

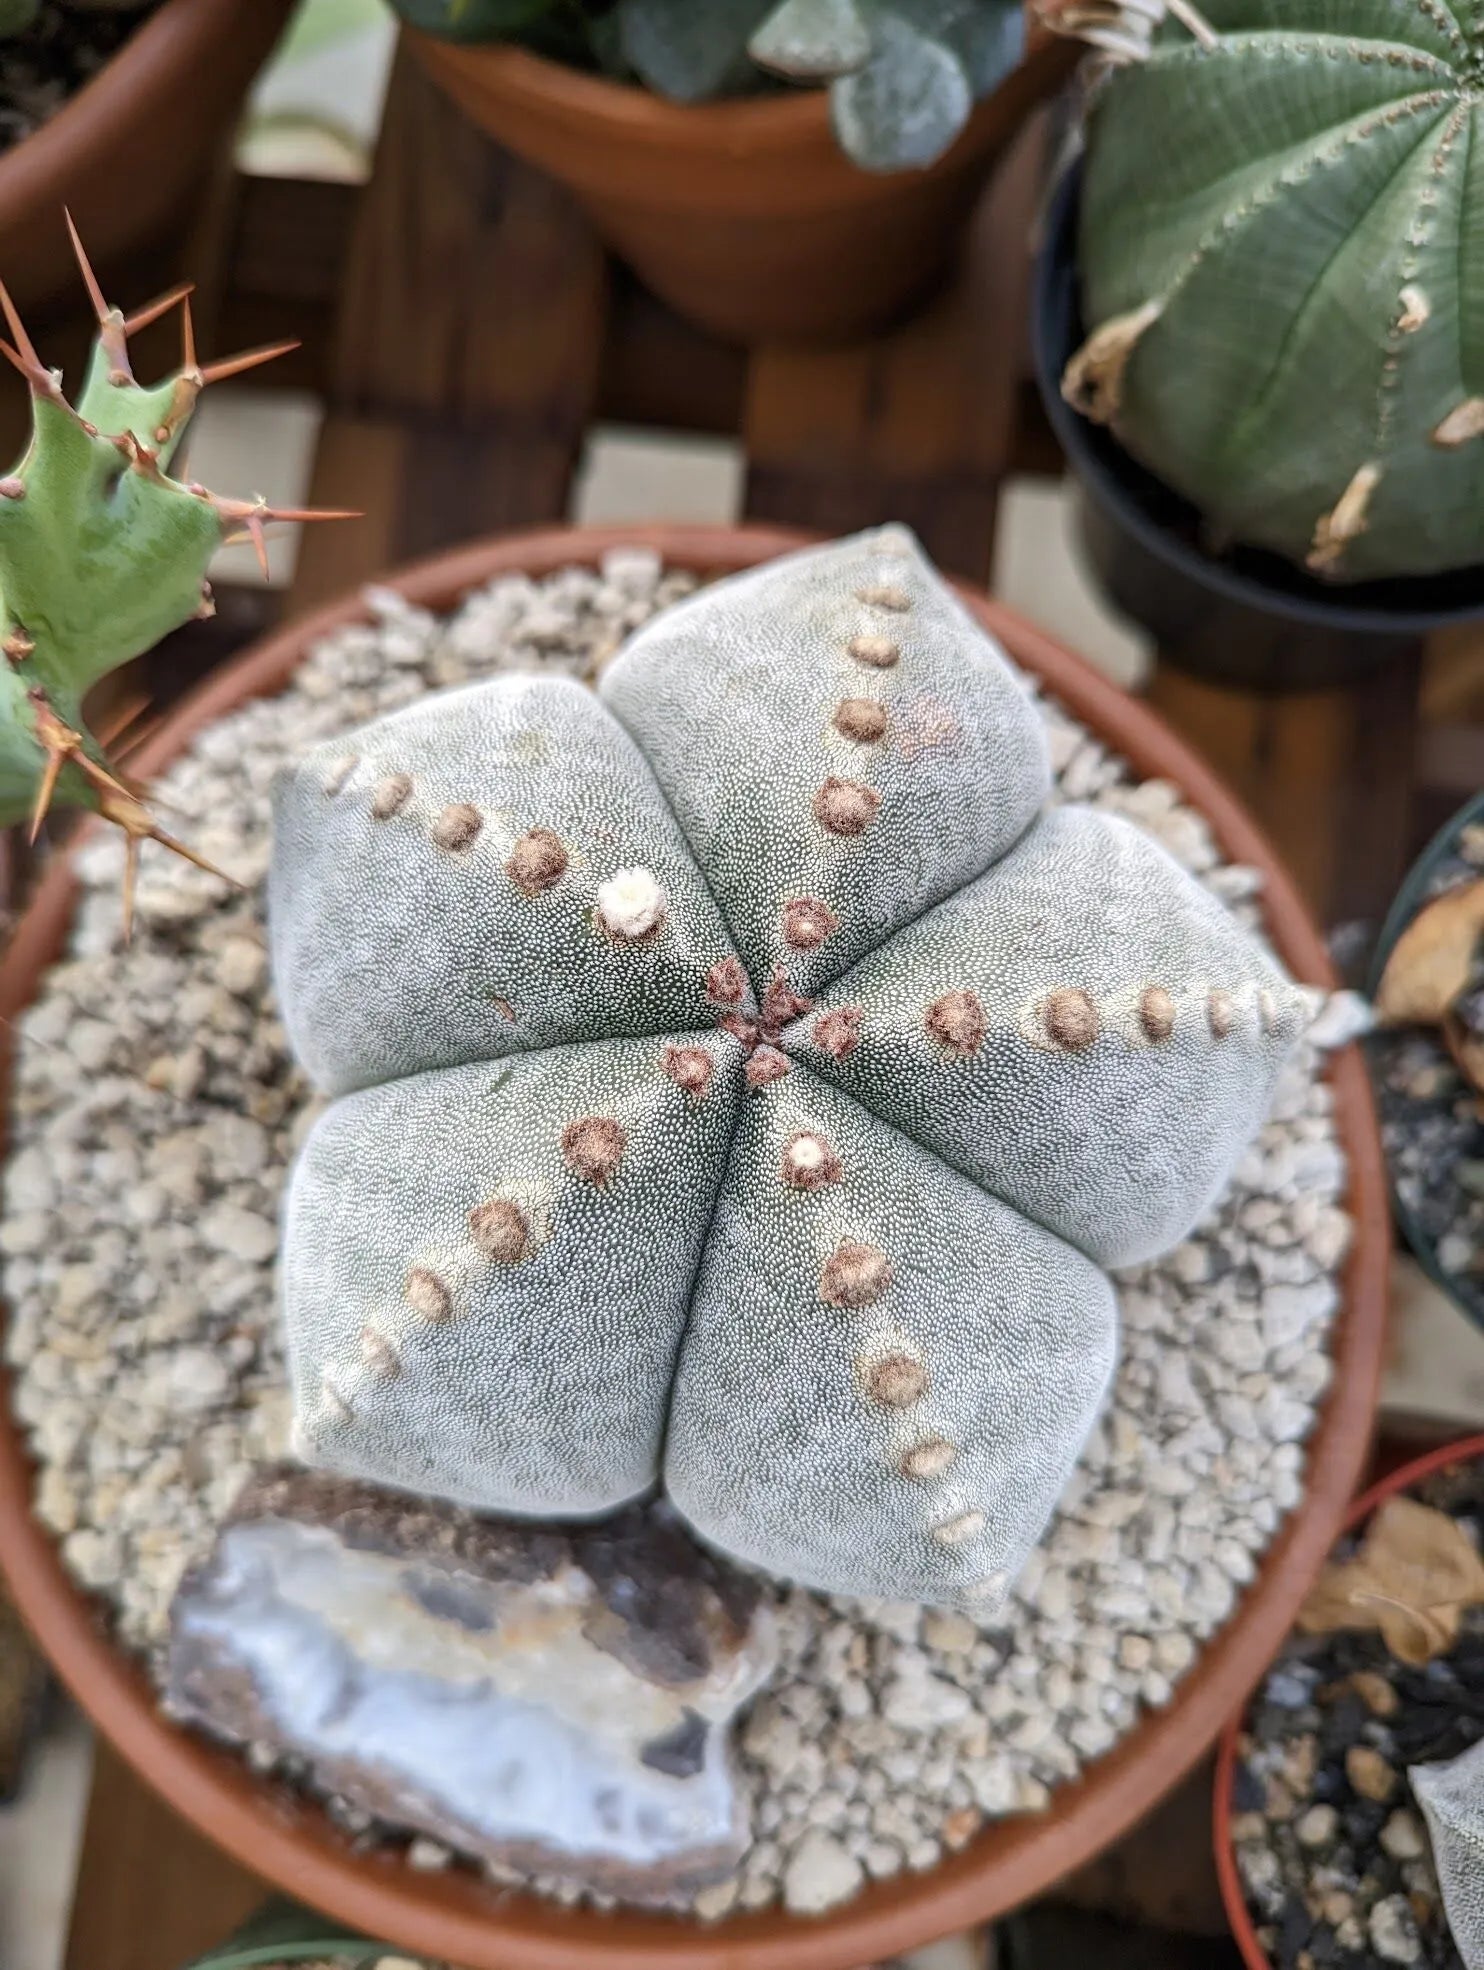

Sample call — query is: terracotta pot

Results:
[0,524,1389,1970]
[0,0,295,315]
[1214,1433,1484,1970]
[403,26,1076,344]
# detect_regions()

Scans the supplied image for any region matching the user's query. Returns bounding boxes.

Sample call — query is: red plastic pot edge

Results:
[0,522,1391,1970]
[1213,1431,1484,1970]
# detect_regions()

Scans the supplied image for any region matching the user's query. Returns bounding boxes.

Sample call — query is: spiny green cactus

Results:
[269,527,1310,1608]
[392,0,1025,170]
[0,218,350,931]
[1064,0,1484,583]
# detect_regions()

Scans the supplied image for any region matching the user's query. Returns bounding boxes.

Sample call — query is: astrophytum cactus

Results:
[1064,0,1484,582]
[0,220,348,928]
[269,528,1310,1608]
[1412,1738,1484,1968]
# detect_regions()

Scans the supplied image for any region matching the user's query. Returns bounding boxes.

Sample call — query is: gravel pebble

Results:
[2,553,1351,1917]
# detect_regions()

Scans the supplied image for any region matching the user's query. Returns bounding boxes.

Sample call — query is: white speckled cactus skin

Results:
[270,528,1309,1607]
[1412,1738,1484,1968]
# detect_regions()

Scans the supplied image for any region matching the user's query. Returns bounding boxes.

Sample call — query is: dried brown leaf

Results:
[1375,879,1484,1027]
[1297,1496,1484,1667]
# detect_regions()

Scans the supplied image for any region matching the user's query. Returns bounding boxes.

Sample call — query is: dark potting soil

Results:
[1230,1458,1484,1969]
[0,2,160,154]
[1369,822,1484,1330]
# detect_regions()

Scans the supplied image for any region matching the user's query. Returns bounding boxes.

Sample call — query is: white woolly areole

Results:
[596,867,666,939]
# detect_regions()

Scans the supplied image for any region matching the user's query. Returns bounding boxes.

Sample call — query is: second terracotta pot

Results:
[0,0,295,314]
[404,27,1075,345]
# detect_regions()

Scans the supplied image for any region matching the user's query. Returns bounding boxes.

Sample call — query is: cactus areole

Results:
[1068,1,1484,585]
[269,529,1310,1607]
[0,222,351,932]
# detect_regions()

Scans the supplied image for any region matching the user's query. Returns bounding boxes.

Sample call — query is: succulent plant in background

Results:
[390,0,1026,170]
[269,526,1311,1609]
[0,219,350,932]
[1057,0,1484,583]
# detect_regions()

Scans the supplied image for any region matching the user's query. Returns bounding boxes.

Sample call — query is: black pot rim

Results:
[1366,789,1484,1336]
[1033,161,1484,637]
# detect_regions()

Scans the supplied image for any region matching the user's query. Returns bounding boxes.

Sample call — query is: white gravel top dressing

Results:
[0,551,1351,1918]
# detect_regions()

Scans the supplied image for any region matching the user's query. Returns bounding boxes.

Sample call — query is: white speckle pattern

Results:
[270,530,1310,1606]
[2,541,1351,1918]
[1411,1738,1484,1966]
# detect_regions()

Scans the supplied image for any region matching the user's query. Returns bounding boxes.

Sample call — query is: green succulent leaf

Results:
[616,0,772,100]
[829,4,974,171]
[748,0,872,80]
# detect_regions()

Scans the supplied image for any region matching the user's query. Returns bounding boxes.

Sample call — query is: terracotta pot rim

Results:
[0,523,1390,1970]
[1213,1432,1484,1970]
[404,16,1071,185]
[0,0,261,217]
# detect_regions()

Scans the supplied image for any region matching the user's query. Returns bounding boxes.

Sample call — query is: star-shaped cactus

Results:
[0,218,352,931]
[269,529,1309,1607]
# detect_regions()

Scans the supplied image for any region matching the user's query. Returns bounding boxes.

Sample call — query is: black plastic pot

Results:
[1366,790,1484,1336]
[1032,163,1484,693]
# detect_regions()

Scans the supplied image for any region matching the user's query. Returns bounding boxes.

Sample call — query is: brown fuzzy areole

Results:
[561,1116,627,1186]
[663,1045,714,1100]
[505,826,568,897]
[820,1240,892,1308]
[745,1046,790,1090]
[833,697,889,743]
[813,776,881,838]
[780,1131,843,1191]
[782,897,839,952]
[705,956,748,1007]
[926,989,986,1057]
[468,1197,530,1264]
[814,1006,863,1062]
[431,802,482,853]
[899,1437,956,1481]
[863,1351,926,1408]
[323,753,358,796]
[719,1013,760,1051]
[404,1267,452,1324]
[1042,988,1100,1051]
[855,582,911,612]
[1207,990,1234,1039]
[761,967,814,1034]
[847,633,900,670]
[932,1509,985,1546]
[358,1326,401,1381]
[370,772,412,820]
[1139,986,1175,1042]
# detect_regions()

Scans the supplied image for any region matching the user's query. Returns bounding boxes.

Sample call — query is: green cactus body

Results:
[0,226,347,921]
[1069,1,1484,582]
[270,528,1308,1607]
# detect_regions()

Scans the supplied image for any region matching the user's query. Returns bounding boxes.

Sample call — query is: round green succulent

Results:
[1068,0,1484,582]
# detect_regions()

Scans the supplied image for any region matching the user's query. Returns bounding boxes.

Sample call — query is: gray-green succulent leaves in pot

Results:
[1046,0,1484,584]
[388,0,1026,171]
[268,526,1313,1612]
